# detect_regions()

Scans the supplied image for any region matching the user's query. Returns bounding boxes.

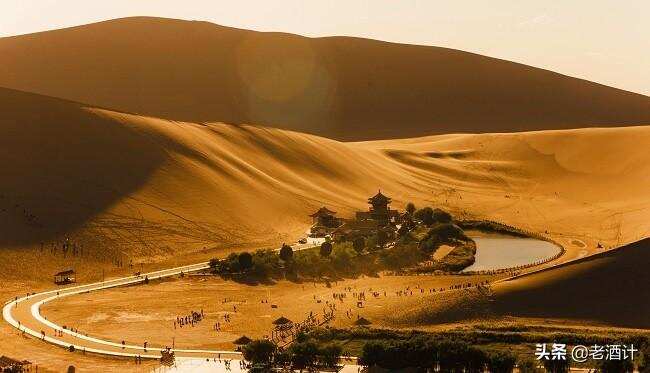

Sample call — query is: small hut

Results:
[54,269,76,285]
[272,316,293,326]
[353,317,372,327]
[234,335,252,345]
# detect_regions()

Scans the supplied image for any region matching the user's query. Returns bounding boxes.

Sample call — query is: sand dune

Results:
[397,237,650,329]
[1,17,649,140]
[488,238,650,328]
[1,87,649,284]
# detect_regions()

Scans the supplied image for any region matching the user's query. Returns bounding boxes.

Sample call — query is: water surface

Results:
[463,233,560,272]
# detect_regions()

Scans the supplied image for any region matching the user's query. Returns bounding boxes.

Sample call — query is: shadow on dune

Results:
[0,87,168,246]
[489,238,650,328]
[411,238,650,329]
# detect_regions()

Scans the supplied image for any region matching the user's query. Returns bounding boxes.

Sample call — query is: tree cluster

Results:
[360,336,518,372]
[242,338,342,370]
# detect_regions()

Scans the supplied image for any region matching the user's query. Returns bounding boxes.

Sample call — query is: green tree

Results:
[242,339,277,366]
[238,252,253,271]
[517,357,543,373]
[289,341,320,369]
[279,244,293,262]
[319,343,343,368]
[320,242,333,257]
[486,351,516,373]
[639,343,650,372]
[359,340,389,368]
[432,208,453,224]
[414,207,434,226]
[405,202,416,216]
[352,237,365,255]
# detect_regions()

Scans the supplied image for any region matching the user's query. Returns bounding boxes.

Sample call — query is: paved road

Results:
[3,262,243,359]
[2,241,321,361]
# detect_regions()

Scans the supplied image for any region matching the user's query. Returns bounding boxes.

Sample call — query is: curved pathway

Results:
[2,236,569,363]
[3,262,242,360]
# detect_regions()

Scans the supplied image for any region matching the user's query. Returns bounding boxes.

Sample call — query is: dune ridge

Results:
[1,16,649,140]
[1,86,649,278]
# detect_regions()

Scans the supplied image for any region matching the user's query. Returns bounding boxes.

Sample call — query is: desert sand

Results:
[41,274,496,351]
[1,85,649,370]
[1,17,649,140]
[388,237,650,330]
[1,85,649,279]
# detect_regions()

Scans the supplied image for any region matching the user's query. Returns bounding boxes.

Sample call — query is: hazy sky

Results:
[2,1,648,95]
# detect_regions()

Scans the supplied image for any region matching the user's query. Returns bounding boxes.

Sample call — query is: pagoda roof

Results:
[233,335,252,345]
[309,207,337,217]
[272,316,293,325]
[368,190,391,204]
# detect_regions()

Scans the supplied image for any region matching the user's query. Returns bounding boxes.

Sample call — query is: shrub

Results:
[318,343,343,368]
[379,243,424,270]
[238,252,253,271]
[420,223,469,254]
[414,207,434,226]
[242,339,276,365]
[352,237,365,254]
[517,357,543,373]
[289,341,320,369]
[432,208,453,224]
[279,244,293,261]
[405,202,416,215]
[359,340,391,368]
[640,343,650,372]
[251,249,281,278]
[320,242,333,257]
[486,350,517,373]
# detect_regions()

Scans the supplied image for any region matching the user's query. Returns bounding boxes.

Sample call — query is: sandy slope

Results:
[392,238,650,329]
[1,87,649,285]
[1,17,649,140]
[490,237,650,328]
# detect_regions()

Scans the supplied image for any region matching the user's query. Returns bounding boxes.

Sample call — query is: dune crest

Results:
[0,16,649,140]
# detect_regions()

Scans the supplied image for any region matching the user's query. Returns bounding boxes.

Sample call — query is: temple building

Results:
[355,190,400,226]
[331,190,399,241]
[309,191,400,241]
[309,207,343,237]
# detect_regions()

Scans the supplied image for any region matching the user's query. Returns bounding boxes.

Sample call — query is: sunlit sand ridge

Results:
[1,16,649,140]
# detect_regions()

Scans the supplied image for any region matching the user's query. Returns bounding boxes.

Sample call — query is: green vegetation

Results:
[319,241,333,257]
[413,206,453,226]
[419,222,469,253]
[405,202,416,216]
[352,236,365,254]
[457,220,529,238]
[210,207,480,281]
[241,337,342,371]
[242,339,276,366]
[304,327,650,372]
[279,243,293,261]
